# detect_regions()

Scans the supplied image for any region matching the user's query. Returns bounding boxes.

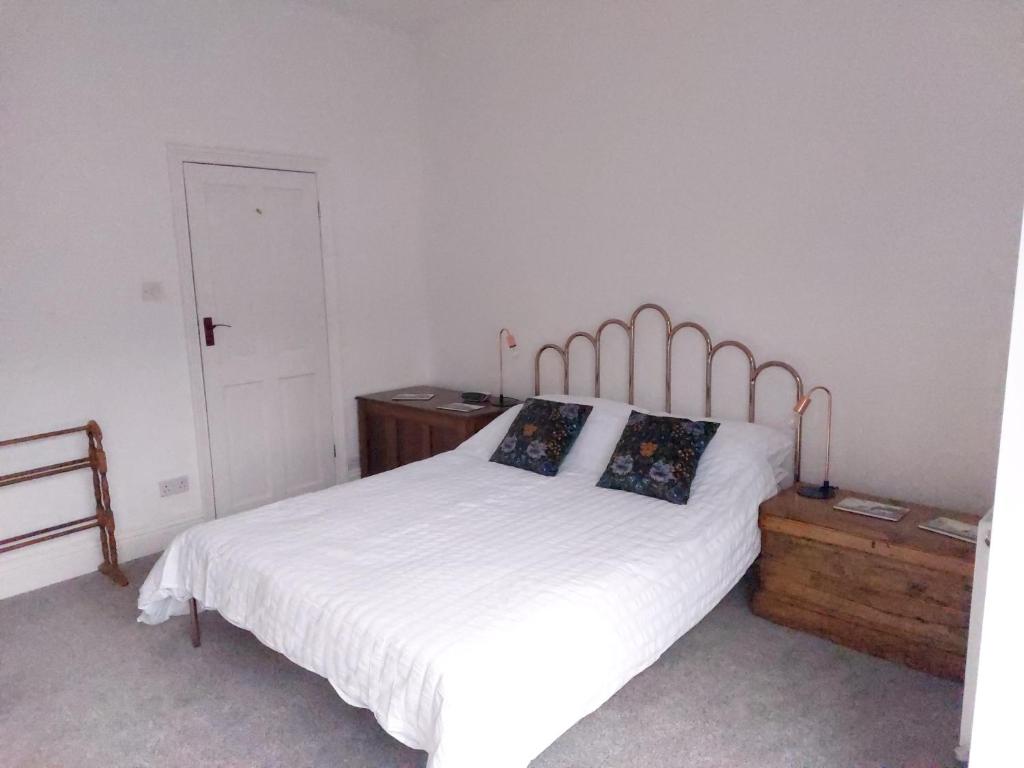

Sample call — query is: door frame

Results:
[167,144,346,520]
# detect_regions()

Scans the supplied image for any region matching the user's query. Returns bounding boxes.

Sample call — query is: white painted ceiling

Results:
[312,0,498,33]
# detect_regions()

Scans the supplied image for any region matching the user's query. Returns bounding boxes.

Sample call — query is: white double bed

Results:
[139,394,787,768]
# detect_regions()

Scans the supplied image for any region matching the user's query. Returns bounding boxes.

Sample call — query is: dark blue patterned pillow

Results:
[489,398,593,476]
[596,411,719,504]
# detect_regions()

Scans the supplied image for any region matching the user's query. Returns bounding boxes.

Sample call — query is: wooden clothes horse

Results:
[0,420,128,586]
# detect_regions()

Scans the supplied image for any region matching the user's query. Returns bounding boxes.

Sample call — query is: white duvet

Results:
[139,401,778,768]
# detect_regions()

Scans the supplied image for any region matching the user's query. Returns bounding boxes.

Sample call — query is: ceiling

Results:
[313,0,498,33]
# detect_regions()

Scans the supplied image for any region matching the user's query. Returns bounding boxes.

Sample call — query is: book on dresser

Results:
[437,402,485,413]
[834,496,909,522]
[919,517,978,544]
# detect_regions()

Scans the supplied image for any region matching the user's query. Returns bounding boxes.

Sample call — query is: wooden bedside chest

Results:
[752,486,981,680]
[356,386,505,478]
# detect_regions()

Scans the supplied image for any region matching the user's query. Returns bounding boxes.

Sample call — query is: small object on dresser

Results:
[438,402,485,413]
[391,392,435,401]
[919,516,978,544]
[496,328,521,407]
[793,386,836,498]
[460,391,490,404]
[833,496,909,522]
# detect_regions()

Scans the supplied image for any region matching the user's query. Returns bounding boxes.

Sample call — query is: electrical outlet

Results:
[159,475,189,498]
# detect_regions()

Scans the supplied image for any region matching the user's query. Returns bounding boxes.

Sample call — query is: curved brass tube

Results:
[533,303,813,482]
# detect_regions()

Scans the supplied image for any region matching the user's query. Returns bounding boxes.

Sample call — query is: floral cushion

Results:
[596,411,719,504]
[489,398,593,476]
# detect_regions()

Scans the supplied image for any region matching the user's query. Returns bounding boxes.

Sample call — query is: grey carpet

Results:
[0,556,963,768]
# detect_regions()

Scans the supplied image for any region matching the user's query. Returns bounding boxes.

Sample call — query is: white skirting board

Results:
[0,514,205,601]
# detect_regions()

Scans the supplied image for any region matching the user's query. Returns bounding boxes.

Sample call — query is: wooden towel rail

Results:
[0,421,128,586]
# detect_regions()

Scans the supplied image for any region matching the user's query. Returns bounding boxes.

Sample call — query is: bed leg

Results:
[189,597,201,648]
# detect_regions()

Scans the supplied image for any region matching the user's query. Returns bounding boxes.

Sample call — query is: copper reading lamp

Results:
[497,328,520,408]
[794,386,836,499]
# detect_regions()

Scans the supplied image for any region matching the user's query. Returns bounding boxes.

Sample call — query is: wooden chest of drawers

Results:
[356,386,504,477]
[752,486,980,680]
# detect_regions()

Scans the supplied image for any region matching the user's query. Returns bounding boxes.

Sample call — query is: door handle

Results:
[202,316,232,346]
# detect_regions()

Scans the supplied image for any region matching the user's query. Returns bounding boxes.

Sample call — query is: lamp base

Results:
[797,481,837,499]
[494,395,520,408]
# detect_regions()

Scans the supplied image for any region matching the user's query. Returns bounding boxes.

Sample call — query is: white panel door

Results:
[184,162,335,516]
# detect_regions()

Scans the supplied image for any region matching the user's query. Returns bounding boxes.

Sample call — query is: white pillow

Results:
[453,395,631,476]
[545,394,793,487]
[455,405,523,460]
[657,411,795,489]
[528,394,637,480]
[456,394,794,488]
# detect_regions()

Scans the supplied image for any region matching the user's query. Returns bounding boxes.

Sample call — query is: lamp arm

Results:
[498,328,511,399]
[805,385,833,485]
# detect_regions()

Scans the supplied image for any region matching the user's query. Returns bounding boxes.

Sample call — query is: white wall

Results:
[2,0,1020,600]
[418,0,1023,511]
[0,0,431,597]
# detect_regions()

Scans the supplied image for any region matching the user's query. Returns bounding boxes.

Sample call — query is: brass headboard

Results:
[533,302,806,481]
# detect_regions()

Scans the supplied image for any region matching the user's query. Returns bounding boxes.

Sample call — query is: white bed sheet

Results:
[138,447,776,768]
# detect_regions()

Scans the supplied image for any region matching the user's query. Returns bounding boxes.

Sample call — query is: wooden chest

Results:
[356,386,504,477]
[752,486,980,680]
